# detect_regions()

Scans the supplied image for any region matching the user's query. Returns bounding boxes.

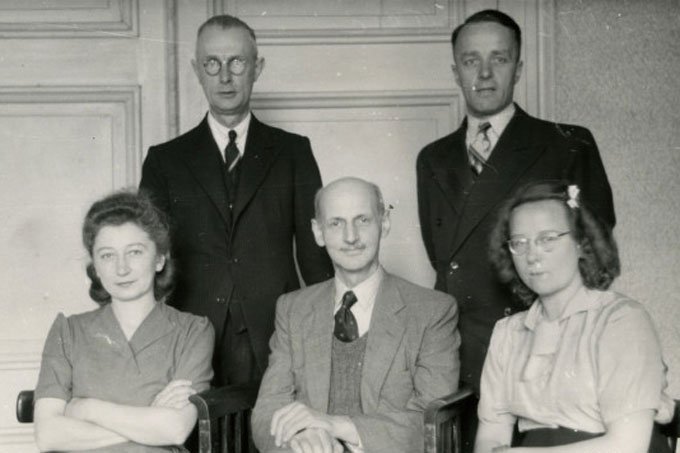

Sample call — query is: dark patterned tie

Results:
[224,130,240,174]
[468,122,492,174]
[334,291,359,343]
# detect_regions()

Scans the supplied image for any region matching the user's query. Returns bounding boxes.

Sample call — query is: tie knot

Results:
[341,291,358,309]
[478,122,491,134]
[228,130,237,143]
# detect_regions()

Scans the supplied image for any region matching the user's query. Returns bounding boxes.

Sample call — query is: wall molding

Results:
[0,85,142,186]
[0,426,34,446]
[0,0,139,39]
[252,89,461,112]
[0,340,42,372]
[214,0,461,45]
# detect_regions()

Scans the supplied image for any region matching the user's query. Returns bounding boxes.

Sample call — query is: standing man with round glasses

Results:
[140,15,333,387]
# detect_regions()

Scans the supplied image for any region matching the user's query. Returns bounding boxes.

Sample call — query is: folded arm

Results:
[34,397,128,452]
[64,392,198,446]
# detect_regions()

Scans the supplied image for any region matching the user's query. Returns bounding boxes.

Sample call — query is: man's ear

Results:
[380,210,391,238]
[311,219,325,247]
[513,60,524,85]
[253,57,265,82]
[191,58,201,80]
[451,63,462,89]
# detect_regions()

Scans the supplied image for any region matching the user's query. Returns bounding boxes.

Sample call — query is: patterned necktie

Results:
[224,130,240,173]
[468,122,492,174]
[334,291,359,343]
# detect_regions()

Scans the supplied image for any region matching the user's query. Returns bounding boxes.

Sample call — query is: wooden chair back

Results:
[188,382,259,453]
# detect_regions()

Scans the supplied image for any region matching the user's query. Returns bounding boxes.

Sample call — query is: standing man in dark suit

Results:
[416,9,615,450]
[140,15,333,386]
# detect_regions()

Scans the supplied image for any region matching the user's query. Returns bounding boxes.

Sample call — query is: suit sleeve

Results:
[562,127,616,228]
[292,137,333,284]
[351,295,461,452]
[139,146,171,216]
[416,149,437,269]
[251,293,297,452]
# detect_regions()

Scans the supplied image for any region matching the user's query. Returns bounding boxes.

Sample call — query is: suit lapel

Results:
[449,108,546,257]
[180,118,231,226]
[303,281,335,412]
[429,126,472,216]
[231,115,280,226]
[361,274,406,412]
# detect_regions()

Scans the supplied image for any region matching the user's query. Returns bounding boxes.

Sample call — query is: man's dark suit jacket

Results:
[140,114,333,378]
[416,105,615,392]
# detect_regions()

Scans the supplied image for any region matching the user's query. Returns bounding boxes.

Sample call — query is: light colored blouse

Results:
[478,288,674,434]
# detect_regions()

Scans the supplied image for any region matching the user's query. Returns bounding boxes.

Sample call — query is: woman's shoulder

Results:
[595,290,651,320]
[53,304,108,328]
[160,303,213,335]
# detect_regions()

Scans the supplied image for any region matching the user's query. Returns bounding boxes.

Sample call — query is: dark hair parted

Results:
[197,14,257,43]
[451,9,522,61]
[488,180,620,306]
[82,190,174,304]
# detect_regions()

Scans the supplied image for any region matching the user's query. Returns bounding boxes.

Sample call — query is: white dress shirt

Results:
[465,103,516,158]
[207,111,251,162]
[333,266,384,338]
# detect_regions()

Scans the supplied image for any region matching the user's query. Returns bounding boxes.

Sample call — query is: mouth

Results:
[474,86,496,96]
[116,281,135,288]
[341,247,365,255]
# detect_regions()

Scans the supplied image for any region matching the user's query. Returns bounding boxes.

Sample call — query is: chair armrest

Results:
[189,382,259,421]
[16,390,35,423]
[659,399,680,449]
[424,386,475,453]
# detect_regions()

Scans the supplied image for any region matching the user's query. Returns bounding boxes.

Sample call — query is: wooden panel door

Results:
[0,2,173,450]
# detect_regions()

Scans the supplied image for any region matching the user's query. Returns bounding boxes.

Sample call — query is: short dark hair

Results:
[451,9,522,61]
[197,14,257,43]
[488,180,620,306]
[82,190,175,304]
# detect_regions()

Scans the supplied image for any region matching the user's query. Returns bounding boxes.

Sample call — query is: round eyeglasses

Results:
[507,231,571,255]
[202,56,248,76]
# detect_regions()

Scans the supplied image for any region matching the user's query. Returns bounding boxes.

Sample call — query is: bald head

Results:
[311,177,390,286]
[314,177,385,221]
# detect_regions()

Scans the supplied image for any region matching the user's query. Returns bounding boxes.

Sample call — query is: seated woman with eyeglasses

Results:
[34,191,214,452]
[475,181,674,453]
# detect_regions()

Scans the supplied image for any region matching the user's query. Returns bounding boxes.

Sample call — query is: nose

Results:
[116,256,131,275]
[478,59,492,79]
[218,62,231,83]
[524,241,541,264]
[343,223,358,244]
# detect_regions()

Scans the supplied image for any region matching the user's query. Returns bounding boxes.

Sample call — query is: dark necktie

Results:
[468,122,492,174]
[225,130,240,173]
[334,291,359,343]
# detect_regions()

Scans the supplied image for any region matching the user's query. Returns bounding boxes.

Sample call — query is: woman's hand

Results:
[151,379,197,409]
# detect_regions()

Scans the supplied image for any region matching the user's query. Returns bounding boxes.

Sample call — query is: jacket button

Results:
[449,261,459,270]
[216,296,226,304]
[232,257,239,264]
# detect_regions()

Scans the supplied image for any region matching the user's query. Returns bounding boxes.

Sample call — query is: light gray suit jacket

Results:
[251,272,461,453]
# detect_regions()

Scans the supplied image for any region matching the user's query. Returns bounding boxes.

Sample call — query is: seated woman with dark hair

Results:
[475,180,674,453]
[34,191,214,452]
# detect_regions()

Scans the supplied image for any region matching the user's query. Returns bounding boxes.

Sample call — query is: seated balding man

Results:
[252,177,461,453]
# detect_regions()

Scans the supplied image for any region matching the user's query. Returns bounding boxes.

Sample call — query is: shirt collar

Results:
[466,103,516,142]
[207,111,251,158]
[524,287,604,331]
[334,266,384,315]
